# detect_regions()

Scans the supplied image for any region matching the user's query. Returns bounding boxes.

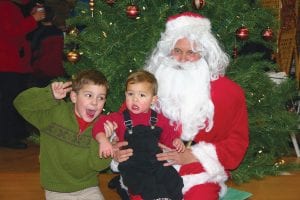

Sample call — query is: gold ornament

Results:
[67,26,80,37]
[274,158,286,167]
[232,45,238,59]
[89,0,95,17]
[67,50,81,64]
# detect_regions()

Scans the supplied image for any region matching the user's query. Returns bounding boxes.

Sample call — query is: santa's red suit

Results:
[177,76,249,200]
[143,12,249,199]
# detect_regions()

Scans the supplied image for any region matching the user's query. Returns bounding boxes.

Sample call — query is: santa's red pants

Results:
[129,183,220,200]
[184,183,220,200]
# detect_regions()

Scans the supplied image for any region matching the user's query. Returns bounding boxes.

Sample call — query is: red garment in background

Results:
[31,25,65,79]
[0,0,38,147]
[0,0,37,73]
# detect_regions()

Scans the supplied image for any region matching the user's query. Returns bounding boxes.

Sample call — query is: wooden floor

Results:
[1,142,300,200]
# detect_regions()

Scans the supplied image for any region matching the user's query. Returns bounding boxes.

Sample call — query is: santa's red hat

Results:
[165,12,211,35]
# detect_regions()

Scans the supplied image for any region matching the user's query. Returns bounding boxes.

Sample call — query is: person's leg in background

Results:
[0,73,30,149]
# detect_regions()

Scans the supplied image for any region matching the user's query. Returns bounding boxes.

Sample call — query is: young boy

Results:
[14,69,111,200]
[92,69,184,200]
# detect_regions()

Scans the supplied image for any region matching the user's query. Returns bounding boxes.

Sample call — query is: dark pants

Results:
[119,124,183,200]
[0,73,30,144]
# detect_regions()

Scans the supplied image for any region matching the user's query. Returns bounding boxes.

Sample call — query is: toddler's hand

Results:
[173,138,185,153]
[99,138,114,158]
[104,121,118,138]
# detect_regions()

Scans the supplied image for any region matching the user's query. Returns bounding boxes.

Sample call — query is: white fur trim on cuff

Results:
[182,172,211,193]
[180,141,228,197]
[182,172,228,198]
[191,142,226,179]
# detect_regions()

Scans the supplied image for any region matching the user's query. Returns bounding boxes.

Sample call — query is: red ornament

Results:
[126,5,139,19]
[106,0,115,6]
[262,27,273,41]
[192,0,205,10]
[236,26,249,40]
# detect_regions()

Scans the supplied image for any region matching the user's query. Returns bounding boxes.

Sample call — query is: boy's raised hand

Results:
[51,82,72,100]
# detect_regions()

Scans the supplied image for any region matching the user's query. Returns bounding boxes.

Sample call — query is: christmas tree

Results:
[63,0,299,183]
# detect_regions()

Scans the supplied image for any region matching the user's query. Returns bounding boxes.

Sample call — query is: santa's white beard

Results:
[152,57,214,141]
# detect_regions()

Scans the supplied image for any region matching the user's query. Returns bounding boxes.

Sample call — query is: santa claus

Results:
[144,12,249,200]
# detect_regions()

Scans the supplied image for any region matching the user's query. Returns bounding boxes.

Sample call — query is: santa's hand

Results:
[112,141,133,163]
[157,143,177,166]
[157,143,198,166]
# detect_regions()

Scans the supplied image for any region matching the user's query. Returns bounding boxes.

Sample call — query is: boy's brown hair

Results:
[126,69,158,95]
[72,69,109,94]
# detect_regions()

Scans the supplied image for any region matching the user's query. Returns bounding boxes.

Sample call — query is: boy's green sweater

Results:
[14,86,111,192]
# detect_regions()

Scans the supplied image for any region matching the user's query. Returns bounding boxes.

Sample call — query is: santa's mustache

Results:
[163,57,202,71]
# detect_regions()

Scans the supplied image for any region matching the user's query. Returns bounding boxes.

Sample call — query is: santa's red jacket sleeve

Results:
[179,76,249,196]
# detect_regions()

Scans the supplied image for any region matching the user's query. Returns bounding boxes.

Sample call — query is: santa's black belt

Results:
[183,140,196,147]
